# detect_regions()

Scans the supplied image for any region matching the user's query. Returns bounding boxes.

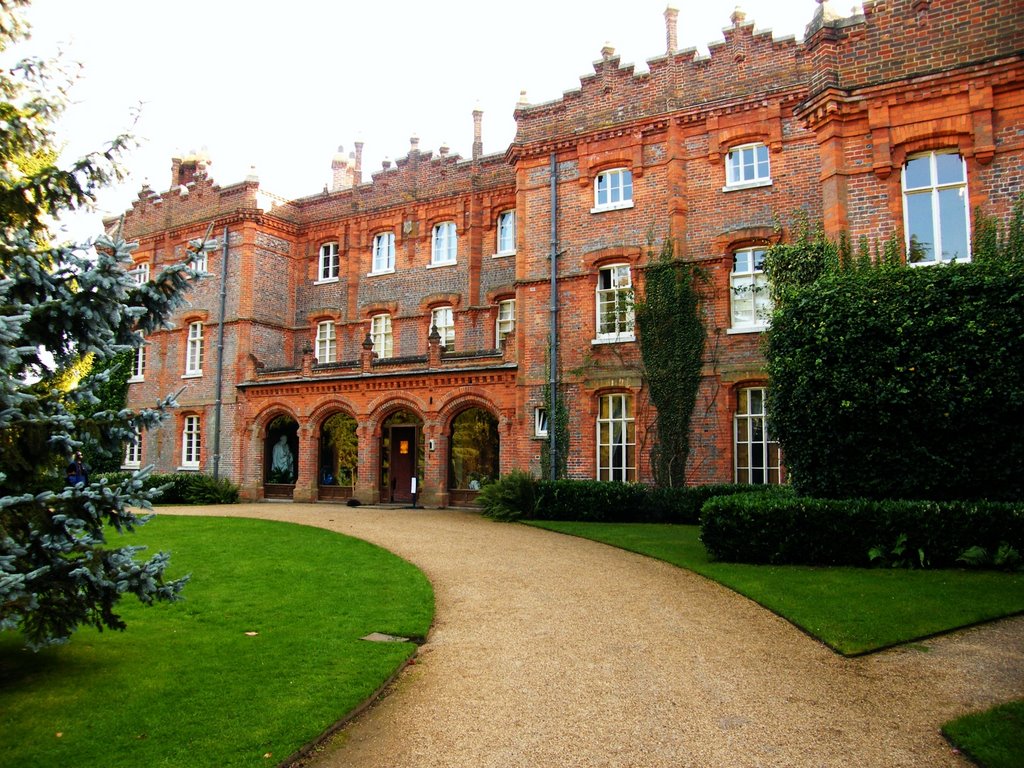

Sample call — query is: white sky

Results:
[19,0,821,232]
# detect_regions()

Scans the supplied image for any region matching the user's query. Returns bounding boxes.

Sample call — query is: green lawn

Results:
[943,700,1024,768]
[527,521,1024,656]
[0,515,434,768]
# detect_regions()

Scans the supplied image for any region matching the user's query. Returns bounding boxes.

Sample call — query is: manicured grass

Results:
[943,700,1024,768]
[0,515,434,768]
[527,521,1024,656]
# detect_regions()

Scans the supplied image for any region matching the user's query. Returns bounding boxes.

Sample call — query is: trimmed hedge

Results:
[95,471,240,505]
[700,492,1024,568]
[478,473,781,524]
[766,259,1024,502]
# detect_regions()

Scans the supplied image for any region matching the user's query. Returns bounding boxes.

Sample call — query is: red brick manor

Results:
[116,0,1024,505]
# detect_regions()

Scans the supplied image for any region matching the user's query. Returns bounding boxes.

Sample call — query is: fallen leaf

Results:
[263,753,273,759]
[245,631,259,636]
[55,733,63,738]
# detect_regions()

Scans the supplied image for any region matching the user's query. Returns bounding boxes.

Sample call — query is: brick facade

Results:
[117,0,1024,504]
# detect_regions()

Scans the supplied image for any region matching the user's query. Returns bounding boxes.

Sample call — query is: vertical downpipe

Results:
[212,227,228,480]
[548,153,558,481]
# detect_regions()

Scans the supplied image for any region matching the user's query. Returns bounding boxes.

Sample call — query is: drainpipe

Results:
[212,226,228,480]
[548,153,558,481]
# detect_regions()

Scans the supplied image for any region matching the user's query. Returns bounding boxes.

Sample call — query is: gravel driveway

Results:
[162,504,1024,768]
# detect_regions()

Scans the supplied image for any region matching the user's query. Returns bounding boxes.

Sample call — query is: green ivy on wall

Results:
[634,238,706,488]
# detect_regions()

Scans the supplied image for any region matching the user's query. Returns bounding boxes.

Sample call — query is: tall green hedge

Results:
[766,259,1024,501]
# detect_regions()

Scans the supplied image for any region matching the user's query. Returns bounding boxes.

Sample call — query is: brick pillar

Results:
[424,423,447,508]
[360,333,375,373]
[354,424,379,504]
[293,422,317,502]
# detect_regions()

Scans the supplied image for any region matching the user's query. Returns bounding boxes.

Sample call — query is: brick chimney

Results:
[354,140,363,185]
[664,5,679,54]
[171,148,211,188]
[472,107,483,160]
[331,145,357,192]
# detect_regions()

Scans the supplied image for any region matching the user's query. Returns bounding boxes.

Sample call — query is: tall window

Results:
[497,210,516,255]
[185,321,203,376]
[129,338,146,382]
[902,151,970,263]
[735,387,781,484]
[192,249,208,274]
[597,393,635,482]
[370,314,393,359]
[123,430,141,468]
[431,222,457,265]
[371,232,395,274]
[318,242,339,281]
[431,306,454,348]
[730,248,771,331]
[496,299,515,345]
[596,264,634,340]
[593,168,633,212]
[182,415,201,469]
[725,143,771,188]
[129,261,150,284]
[316,321,336,364]
[534,407,549,438]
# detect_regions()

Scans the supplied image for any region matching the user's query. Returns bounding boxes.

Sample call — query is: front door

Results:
[389,426,417,503]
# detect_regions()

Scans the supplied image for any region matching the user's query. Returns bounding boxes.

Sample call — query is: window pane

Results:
[938,187,969,260]
[750,389,763,415]
[904,155,932,189]
[935,153,964,185]
[905,192,936,262]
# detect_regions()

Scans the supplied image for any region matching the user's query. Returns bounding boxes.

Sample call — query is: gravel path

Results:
[161,504,1024,768]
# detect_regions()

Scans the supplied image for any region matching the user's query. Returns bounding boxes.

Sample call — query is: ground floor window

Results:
[597,393,635,482]
[182,415,201,468]
[734,387,781,484]
[448,408,499,490]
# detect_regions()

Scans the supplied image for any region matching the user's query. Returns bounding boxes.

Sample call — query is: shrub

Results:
[478,470,537,521]
[700,492,1024,568]
[95,471,239,505]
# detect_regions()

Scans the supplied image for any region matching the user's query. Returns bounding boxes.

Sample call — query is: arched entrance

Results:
[381,410,423,503]
[264,414,298,499]
[448,407,499,505]
[319,412,357,501]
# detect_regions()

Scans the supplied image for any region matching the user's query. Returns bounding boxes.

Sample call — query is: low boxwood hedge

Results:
[700,492,1024,568]
[478,473,782,524]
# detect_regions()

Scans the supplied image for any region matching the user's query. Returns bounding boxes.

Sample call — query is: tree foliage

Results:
[0,0,204,648]
[634,238,706,487]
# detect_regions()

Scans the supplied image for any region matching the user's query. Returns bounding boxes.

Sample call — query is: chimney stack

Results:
[354,140,363,185]
[331,145,356,192]
[472,107,483,160]
[664,5,679,54]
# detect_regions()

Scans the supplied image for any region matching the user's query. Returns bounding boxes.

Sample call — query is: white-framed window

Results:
[184,321,203,376]
[902,150,970,264]
[192,249,208,274]
[735,387,781,484]
[592,168,634,213]
[129,337,146,382]
[129,261,150,285]
[496,210,516,255]
[181,415,201,469]
[725,142,771,189]
[431,306,455,348]
[595,264,634,341]
[534,406,549,438]
[730,248,771,332]
[370,314,393,359]
[431,222,457,266]
[317,241,340,282]
[496,299,515,345]
[123,429,142,469]
[316,320,336,364]
[597,393,635,482]
[371,231,395,274]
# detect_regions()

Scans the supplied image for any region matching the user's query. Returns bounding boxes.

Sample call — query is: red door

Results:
[389,426,417,503]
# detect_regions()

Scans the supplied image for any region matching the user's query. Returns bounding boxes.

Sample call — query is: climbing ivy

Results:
[539,347,569,481]
[634,239,706,488]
